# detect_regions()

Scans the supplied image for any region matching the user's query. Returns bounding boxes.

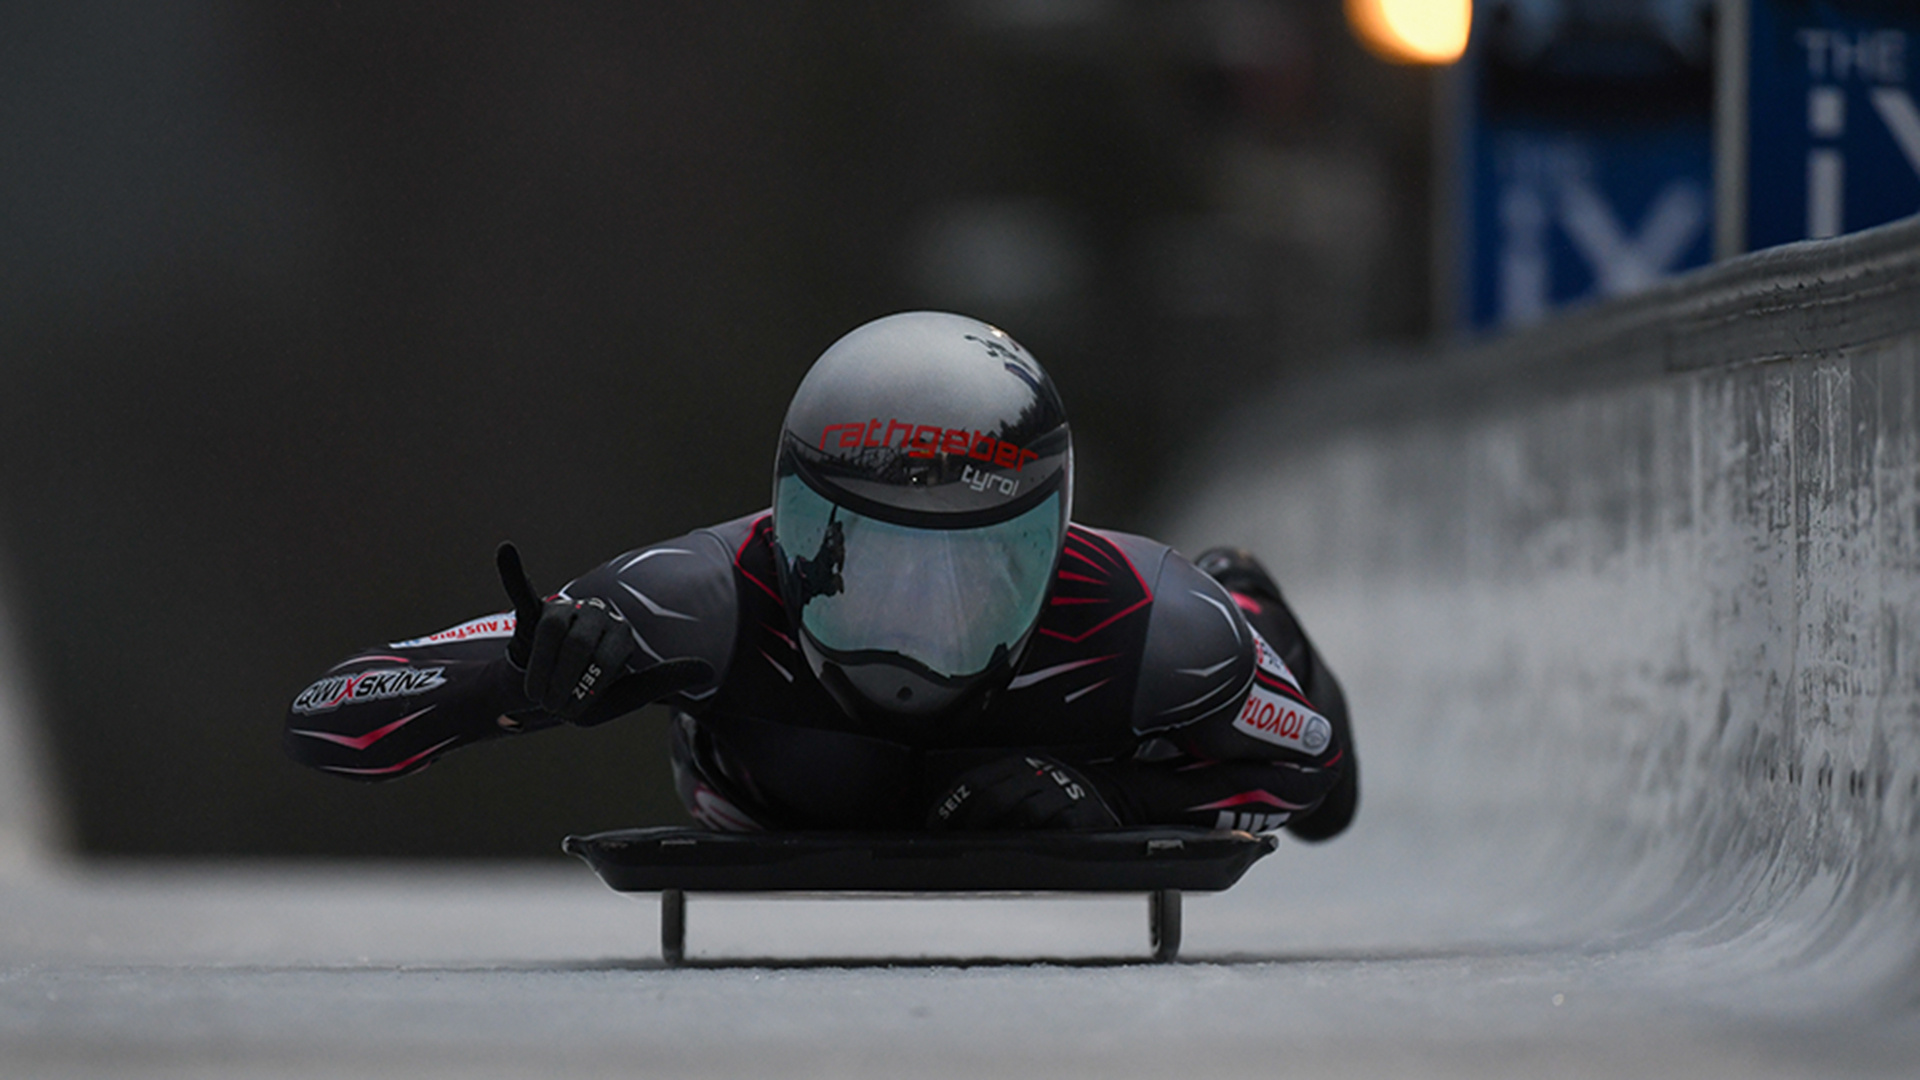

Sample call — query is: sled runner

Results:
[562,825,1277,963]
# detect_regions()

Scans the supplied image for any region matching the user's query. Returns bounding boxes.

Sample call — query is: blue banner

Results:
[1746,0,1920,249]
[1458,4,1715,331]
[1469,122,1712,329]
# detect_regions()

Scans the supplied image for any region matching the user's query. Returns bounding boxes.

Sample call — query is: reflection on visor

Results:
[774,478,1062,679]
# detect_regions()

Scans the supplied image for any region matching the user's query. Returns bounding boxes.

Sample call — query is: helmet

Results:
[772,312,1073,728]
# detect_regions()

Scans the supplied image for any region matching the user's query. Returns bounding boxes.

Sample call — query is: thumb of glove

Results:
[496,542,544,669]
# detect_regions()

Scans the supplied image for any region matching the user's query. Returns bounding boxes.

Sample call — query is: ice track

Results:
[1,826,1912,1080]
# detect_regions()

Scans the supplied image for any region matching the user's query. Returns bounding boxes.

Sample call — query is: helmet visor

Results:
[774,475,1062,681]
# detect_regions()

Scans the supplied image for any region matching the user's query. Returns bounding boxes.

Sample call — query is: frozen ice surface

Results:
[3,817,1916,1080]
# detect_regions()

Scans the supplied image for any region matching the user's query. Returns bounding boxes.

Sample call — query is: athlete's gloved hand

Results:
[496,542,712,724]
[926,754,1120,831]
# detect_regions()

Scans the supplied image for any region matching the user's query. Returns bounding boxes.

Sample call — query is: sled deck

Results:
[562,825,1277,964]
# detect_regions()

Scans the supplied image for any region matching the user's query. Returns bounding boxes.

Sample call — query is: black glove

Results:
[926,754,1120,831]
[496,542,712,724]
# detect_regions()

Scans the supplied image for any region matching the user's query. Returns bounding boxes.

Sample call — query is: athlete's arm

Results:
[281,618,540,781]
[1096,551,1350,832]
[284,526,740,780]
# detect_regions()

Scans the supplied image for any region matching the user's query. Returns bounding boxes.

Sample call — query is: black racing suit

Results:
[284,513,1354,836]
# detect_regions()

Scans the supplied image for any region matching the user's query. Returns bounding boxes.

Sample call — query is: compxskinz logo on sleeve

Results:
[292,667,448,715]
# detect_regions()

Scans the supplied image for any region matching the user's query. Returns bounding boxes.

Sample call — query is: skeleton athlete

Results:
[285,312,1358,839]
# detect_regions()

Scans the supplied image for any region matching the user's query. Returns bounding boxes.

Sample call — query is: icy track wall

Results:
[1163,216,1920,1003]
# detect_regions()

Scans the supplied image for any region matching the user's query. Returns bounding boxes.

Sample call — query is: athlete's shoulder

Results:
[563,516,761,695]
[1066,522,1161,562]
[570,518,743,606]
[1062,523,1220,615]
[593,513,770,590]
[1050,524,1163,616]
[1121,536,1257,735]
[698,511,771,557]
[704,510,788,609]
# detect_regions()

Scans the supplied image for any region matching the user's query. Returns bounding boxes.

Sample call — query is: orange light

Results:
[1345,0,1472,65]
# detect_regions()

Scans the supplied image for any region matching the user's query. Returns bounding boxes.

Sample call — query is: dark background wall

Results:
[0,1,1431,856]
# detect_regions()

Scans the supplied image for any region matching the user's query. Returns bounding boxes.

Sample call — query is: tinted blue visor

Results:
[773,475,1062,681]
